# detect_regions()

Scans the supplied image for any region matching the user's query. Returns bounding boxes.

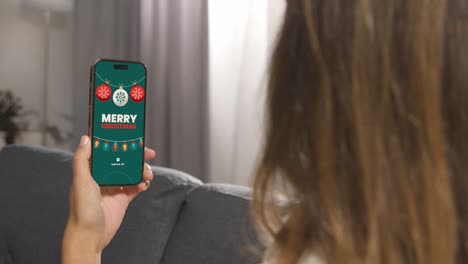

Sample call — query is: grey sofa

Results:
[0,145,262,264]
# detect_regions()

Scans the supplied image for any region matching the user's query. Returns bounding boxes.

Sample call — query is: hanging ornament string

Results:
[95,72,146,88]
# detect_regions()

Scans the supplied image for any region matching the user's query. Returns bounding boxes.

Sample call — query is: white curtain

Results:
[207,0,285,185]
[140,0,208,180]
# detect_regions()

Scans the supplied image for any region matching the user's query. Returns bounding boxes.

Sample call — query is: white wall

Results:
[208,0,285,185]
[0,0,73,149]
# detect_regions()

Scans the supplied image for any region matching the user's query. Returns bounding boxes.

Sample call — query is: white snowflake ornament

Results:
[113,86,129,107]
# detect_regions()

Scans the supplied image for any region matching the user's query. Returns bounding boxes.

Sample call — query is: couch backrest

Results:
[161,184,263,264]
[0,145,201,264]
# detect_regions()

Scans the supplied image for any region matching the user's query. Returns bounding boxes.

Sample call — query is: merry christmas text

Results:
[101,114,138,130]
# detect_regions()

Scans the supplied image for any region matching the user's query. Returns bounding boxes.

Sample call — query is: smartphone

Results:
[88,59,147,186]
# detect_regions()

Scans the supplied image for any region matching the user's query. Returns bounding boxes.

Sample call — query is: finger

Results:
[143,163,154,182]
[124,180,151,202]
[144,147,156,161]
[72,135,92,184]
[137,180,151,192]
[126,172,153,202]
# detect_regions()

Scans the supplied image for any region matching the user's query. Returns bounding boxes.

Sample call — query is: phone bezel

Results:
[88,58,148,187]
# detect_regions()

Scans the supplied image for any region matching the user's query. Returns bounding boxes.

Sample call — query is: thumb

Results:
[72,135,92,184]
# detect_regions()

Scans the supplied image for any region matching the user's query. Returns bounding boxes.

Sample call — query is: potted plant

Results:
[0,90,32,144]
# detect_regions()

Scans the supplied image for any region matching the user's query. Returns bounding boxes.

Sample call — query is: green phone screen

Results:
[90,59,146,186]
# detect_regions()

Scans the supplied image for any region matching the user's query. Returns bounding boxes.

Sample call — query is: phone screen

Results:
[90,59,147,186]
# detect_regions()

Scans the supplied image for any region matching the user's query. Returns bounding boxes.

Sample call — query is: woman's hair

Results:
[253,0,468,263]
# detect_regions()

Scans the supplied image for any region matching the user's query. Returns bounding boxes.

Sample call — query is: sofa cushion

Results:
[161,183,263,264]
[0,145,201,264]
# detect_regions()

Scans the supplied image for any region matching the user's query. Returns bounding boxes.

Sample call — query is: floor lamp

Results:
[21,0,73,146]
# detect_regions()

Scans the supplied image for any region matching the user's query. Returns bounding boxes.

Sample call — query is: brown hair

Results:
[253,0,468,263]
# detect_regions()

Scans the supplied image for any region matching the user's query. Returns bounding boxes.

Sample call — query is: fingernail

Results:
[80,136,89,146]
[145,146,157,152]
[145,164,153,174]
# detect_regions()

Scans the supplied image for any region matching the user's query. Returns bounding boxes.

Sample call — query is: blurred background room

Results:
[0,0,285,186]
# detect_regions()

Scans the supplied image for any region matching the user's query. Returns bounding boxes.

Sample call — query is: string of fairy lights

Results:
[93,136,144,152]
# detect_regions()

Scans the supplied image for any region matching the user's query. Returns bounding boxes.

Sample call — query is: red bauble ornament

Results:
[130,85,145,102]
[96,83,112,102]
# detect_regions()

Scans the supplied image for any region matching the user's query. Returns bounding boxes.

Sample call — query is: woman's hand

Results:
[62,135,156,264]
